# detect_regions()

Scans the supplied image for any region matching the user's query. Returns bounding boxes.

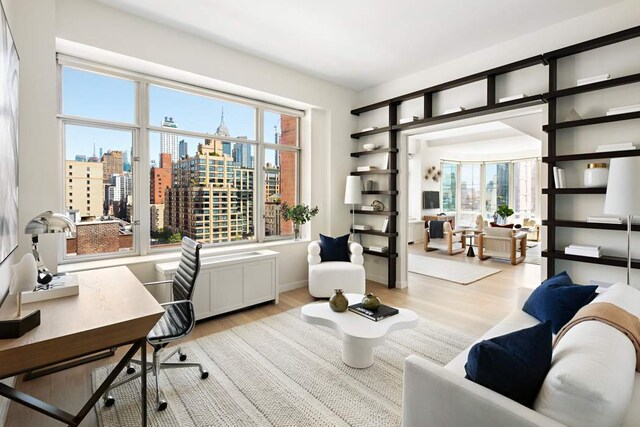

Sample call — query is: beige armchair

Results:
[522,218,540,242]
[424,220,466,255]
[477,227,527,265]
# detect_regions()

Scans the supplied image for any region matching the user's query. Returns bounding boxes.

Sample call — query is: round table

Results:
[300,294,418,368]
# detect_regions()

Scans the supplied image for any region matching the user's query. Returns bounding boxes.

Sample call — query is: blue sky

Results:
[63,67,282,166]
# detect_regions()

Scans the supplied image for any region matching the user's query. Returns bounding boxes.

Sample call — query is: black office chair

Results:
[103,237,208,411]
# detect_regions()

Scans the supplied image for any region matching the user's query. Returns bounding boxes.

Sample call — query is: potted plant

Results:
[494,204,514,224]
[281,202,319,240]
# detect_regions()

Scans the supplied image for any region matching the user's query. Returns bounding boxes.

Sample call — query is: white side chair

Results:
[307,240,366,298]
[477,227,528,265]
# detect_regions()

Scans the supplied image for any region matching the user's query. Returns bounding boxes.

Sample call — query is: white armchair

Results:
[307,240,366,298]
[477,227,527,265]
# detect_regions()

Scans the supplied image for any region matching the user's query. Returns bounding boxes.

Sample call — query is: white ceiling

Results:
[96,0,621,91]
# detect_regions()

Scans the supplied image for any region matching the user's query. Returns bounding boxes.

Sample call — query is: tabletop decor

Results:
[361,293,381,310]
[329,289,348,312]
[281,202,319,240]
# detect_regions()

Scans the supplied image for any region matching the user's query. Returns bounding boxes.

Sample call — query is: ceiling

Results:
[96,0,621,91]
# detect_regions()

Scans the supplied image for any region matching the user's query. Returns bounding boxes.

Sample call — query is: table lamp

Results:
[24,211,76,284]
[345,176,362,241]
[604,157,640,285]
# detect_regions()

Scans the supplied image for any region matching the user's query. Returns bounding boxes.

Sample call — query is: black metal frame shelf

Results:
[350,210,398,216]
[361,190,398,195]
[542,25,640,61]
[350,126,392,139]
[351,229,398,237]
[543,149,640,163]
[350,169,398,176]
[543,111,640,132]
[542,250,640,270]
[542,187,606,194]
[542,219,640,232]
[362,249,398,258]
[544,72,640,100]
[351,147,399,158]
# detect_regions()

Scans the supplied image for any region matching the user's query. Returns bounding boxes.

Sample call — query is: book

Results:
[381,218,389,232]
[360,206,375,211]
[357,166,377,172]
[568,244,601,251]
[348,303,399,322]
[498,94,526,103]
[595,142,636,152]
[367,246,388,253]
[398,116,419,124]
[443,107,465,114]
[553,167,565,188]
[587,216,622,224]
[353,224,372,230]
[606,105,640,116]
[577,74,610,86]
[558,168,566,189]
[361,126,378,132]
[564,246,602,258]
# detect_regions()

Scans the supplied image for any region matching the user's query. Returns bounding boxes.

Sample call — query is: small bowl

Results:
[363,143,377,151]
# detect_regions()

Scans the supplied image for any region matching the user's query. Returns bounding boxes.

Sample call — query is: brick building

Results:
[101,150,123,183]
[150,153,172,204]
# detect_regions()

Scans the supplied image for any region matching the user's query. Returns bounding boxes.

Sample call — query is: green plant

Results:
[167,232,183,244]
[281,202,319,225]
[495,204,514,220]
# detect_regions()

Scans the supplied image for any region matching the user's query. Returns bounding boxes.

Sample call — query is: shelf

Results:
[351,210,397,216]
[351,169,398,176]
[544,73,640,99]
[542,187,606,194]
[362,249,398,258]
[350,126,392,139]
[543,25,640,61]
[543,149,640,163]
[351,229,398,237]
[542,219,640,232]
[350,55,544,115]
[542,250,640,270]
[543,111,640,132]
[351,147,398,158]
[394,95,545,131]
[361,190,398,195]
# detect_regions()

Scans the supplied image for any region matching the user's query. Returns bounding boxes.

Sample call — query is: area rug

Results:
[408,254,501,285]
[92,309,474,427]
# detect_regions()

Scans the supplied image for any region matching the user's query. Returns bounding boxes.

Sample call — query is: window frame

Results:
[57,55,303,263]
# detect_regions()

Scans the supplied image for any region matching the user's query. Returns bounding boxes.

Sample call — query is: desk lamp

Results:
[24,211,76,284]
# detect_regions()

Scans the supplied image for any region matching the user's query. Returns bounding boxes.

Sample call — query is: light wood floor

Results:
[5,245,540,426]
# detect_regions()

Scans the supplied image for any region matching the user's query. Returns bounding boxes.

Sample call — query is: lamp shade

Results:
[344,176,362,205]
[25,211,76,235]
[604,157,640,216]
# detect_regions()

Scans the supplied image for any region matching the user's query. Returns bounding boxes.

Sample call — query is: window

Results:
[513,159,539,221]
[441,162,457,212]
[484,162,510,220]
[459,163,481,224]
[59,60,302,260]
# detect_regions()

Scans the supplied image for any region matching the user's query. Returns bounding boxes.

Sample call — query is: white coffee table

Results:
[301,294,418,368]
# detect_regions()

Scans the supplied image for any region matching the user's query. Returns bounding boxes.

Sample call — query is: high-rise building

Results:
[264,162,281,236]
[101,150,124,183]
[160,116,179,163]
[64,160,103,218]
[75,154,87,162]
[106,173,133,219]
[150,153,172,204]
[232,139,252,168]
[165,139,254,243]
[150,204,165,233]
[179,139,188,160]
[123,149,131,172]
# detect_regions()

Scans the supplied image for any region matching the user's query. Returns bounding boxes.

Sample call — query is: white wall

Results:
[3,0,357,292]
[357,0,640,286]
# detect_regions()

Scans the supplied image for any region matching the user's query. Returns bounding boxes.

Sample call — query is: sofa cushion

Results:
[522,271,597,333]
[490,222,514,229]
[534,320,636,427]
[319,233,350,262]
[465,321,552,408]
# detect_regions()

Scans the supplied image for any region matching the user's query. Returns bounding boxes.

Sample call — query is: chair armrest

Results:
[143,280,173,303]
[482,235,512,241]
[143,280,173,288]
[402,355,564,427]
[514,232,527,240]
[308,240,321,265]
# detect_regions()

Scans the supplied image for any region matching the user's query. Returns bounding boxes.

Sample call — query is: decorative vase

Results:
[294,224,301,240]
[584,163,608,188]
[329,289,348,312]
[361,293,381,310]
[10,253,37,317]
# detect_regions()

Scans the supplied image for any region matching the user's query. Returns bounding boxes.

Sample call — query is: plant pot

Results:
[294,225,301,240]
[329,289,348,312]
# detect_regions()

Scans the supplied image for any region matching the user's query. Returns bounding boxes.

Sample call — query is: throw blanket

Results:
[429,220,444,239]
[554,302,640,372]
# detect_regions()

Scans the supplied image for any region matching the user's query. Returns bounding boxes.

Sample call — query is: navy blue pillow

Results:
[319,234,350,262]
[522,271,597,333]
[465,321,552,408]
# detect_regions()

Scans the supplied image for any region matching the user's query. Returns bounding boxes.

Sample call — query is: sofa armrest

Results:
[348,241,364,266]
[403,355,565,427]
[307,240,321,265]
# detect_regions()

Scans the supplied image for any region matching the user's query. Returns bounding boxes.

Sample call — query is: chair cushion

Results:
[148,303,191,342]
[522,271,597,333]
[465,321,552,408]
[319,233,350,262]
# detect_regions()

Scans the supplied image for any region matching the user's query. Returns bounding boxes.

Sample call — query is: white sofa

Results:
[402,286,640,427]
[307,240,365,298]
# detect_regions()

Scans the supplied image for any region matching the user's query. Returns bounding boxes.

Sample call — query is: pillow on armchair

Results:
[489,222,514,229]
[319,234,350,262]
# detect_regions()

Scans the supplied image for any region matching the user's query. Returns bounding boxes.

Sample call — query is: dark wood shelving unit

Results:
[542,24,640,278]
[543,111,640,132]
[542,219,640,232]
[350,210,398,216]
[350,126,392,139]
[361,190,398,195]
[362,249,398,258]
[542,149,640,163]
[350,147,399,158]
[544,72,640,99]
[351,229,398,237]
[542,250,640,270]
[350,169,398,176]
[542,187,606,195]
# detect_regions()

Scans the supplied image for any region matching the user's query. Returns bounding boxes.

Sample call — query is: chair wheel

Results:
[126,367,136,374]
[104,396,115,407]
[201,371,209,380]
[157,400,168,411]
[179,354,187,362]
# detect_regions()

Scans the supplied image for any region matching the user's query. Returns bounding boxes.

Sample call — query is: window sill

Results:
[58,239,310,274]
